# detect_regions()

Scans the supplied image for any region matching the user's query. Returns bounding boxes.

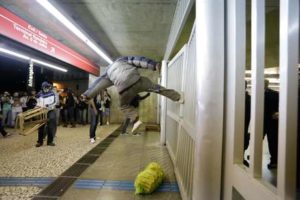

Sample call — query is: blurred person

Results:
[102,89,111,125]
[11,92,22,127]
[243,81,251,167]
[77,95,88,125]
[63,90,76,128]
[264,79,279,169]
[89,94,101,144]
[26,89,37,110]
[82,56,183,134]
[0,114,10,138]
[1,92,12,127]
[20,92,28,112]
[35,81,57,147]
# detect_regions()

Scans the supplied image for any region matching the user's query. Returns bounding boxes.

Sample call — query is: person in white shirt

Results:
[35,81,57,147]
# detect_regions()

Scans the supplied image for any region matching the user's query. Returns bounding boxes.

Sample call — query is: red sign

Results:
[0,7,99,75]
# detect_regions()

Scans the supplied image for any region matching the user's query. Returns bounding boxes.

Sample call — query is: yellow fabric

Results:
[134,162,164,194]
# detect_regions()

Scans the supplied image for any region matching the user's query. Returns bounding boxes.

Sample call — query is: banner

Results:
[0,7,99,75]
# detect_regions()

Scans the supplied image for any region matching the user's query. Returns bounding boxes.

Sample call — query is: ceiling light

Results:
[0,47,67,72]
[0,47,30,60]
[36,0,113,65]
[32,59,67,72]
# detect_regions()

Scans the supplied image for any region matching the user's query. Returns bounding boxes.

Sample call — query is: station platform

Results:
[0,124,181,200]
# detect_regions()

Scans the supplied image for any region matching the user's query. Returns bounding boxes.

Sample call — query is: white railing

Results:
[165,23,196,200]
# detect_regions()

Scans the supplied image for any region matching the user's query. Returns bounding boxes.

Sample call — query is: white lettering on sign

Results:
[13,23,55,54]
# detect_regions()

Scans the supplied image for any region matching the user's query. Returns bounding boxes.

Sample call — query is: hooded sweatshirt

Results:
[84,56,158,98]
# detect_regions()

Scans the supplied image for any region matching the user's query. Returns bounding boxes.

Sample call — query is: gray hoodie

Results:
[84,56,158,98]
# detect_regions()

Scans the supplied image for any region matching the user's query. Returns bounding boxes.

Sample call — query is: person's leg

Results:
[63,109,68,127]
[11,110,17,127]
[36,124,46,146]
[121,118,131,134]
[99,111,103,126]
[69,107,75,127]
[89,108,98,140]
[83,109,87,125]
[47,111,56,145]
[139,76,181,101]
[55,108,60,125]
[267,121,278,169]
[0,122,8,137]
[2,110,8,126]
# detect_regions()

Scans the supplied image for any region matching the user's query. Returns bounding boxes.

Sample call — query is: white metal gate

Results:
[224,0,299,199]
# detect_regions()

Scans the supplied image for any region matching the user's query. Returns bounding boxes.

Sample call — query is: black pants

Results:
[37,110,56,144]
[0,124,8,136]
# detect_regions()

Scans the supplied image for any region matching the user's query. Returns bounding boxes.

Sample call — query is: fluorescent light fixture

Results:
[32,59,68,72]
[0,47,67,72]
[36,0,113,65]
[0,47,30,60]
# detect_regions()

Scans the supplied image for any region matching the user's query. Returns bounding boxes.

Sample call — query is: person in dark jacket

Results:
[263,80,279,169]
[63,90,76,128]
[89,93,101,144]
[243,81,251,167]
[121,92,150,135]
[82,56,183,134]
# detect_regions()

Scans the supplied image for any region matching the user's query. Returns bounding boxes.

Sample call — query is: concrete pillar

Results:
[193,1,225,199]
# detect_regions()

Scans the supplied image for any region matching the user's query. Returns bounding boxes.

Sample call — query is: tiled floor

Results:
[60,131,181,200]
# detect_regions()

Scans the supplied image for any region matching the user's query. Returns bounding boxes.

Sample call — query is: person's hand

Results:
[272,112,279,119]
[81,94,89,102]
[155,63,161,73]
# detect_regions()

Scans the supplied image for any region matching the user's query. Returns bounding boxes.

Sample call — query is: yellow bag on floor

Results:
[134,162,164,194]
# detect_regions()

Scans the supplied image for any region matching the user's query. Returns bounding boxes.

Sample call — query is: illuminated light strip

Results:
[0,47,67,72]
[32,59,67,72]
[0,47,30,60]
[36,0,113,65]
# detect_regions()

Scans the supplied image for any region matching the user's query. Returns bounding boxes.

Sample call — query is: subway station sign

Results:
[0,7,99,75]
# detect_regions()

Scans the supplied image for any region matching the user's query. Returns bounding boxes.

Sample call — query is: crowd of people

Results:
[0,84,112,145]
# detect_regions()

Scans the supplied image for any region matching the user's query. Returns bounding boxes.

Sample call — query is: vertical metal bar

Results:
[193,0,224,199]
[160,60,168,145]
[223,0,246,199]
[277,0,299,198]
[249,0,265,178]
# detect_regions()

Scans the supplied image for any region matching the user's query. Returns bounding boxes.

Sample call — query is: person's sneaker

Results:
[132,132,141,136]
[106,121,110,125]
[47,143,55,146]
[3,133,11,138]
[267,162,277,169]
[177,92,184,104]
[35,143,43,147]
[132,120,143,134]
[90,138,95,144]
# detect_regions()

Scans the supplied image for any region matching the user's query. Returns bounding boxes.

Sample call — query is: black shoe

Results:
[47,143,56,146]
[35,143,43,147]
[3,133,11,138]
[267,162,277,169]
[243,159,249,167]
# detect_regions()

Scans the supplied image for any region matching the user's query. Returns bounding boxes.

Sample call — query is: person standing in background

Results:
[102,89,111,125]
[89,94,101,144]
[35,81,57,147]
